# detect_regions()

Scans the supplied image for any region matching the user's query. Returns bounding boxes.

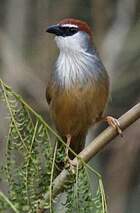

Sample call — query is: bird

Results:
[46,18,122,168]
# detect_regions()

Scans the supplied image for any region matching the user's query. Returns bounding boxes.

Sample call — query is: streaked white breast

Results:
[54,31,105,88]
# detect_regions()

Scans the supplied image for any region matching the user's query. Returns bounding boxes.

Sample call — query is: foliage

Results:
[0,79,108,213]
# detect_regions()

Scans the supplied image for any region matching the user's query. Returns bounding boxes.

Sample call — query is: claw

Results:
[64,157,75,174]
[105,116,123,137]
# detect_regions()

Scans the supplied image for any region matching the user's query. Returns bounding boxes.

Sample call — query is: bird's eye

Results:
[69,27,78,33]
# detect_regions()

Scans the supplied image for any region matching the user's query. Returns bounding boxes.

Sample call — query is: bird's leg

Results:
[104,116,123,137]
[64,134,75,174]
[65,134,71,157]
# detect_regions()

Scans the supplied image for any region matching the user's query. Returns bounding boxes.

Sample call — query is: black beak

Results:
[46,25,63,36]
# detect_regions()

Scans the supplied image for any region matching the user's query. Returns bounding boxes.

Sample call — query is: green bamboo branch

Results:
[49,141,58,213]
[42,103,140,205]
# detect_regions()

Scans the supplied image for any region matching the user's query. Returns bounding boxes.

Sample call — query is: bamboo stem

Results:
[43,103,140,203]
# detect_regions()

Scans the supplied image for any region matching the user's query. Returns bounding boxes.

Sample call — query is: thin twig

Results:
[49,141,58,213]
[0,191,19,213]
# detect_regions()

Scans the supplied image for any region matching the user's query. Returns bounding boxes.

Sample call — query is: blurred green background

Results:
[0,0,140,213]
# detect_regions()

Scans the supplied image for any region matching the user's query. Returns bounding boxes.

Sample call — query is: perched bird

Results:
[46,18,121,165]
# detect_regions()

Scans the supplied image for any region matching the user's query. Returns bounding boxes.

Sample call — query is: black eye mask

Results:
[59,26,78,37]
[47,25,79,37]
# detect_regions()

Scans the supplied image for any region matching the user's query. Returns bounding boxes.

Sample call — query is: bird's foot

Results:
[64,156,75,174]
[105,116,123,137]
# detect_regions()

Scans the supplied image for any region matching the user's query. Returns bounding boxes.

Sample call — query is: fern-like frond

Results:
[0,79,108,213]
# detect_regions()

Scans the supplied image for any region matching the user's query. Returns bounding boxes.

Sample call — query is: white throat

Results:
[54,32,103,88]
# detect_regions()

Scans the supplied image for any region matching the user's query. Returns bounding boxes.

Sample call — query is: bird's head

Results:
[46,18,93,52]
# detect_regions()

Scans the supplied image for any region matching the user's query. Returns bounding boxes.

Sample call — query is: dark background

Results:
[0,1,140,212]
